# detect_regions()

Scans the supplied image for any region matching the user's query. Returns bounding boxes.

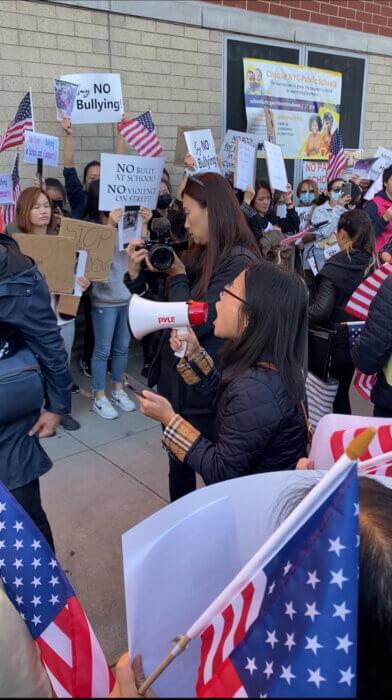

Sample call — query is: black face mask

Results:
[157,193,172,210]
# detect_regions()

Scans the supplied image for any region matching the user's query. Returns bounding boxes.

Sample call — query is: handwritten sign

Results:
[60,73,123,124]
[219,130,257,179]
[24,131,59,168]
[13,234,75,293]
[264,141,288,192]
[184,129,220,174]
[59,217,117,282]
[98,153,165,212]
[0,174,13,205]
[234,139,256,191]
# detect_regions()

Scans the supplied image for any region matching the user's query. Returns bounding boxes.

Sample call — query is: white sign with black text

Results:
[184,129,220,174]
[60,73,123,124]
[219,130,257,179]
[264,140,288,193]
[234,139,256,192]
[99,153,165,212]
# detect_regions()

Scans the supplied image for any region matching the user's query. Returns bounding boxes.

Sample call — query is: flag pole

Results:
[30,87,35,132]
[138,426,376,695]
[357,448,392,473]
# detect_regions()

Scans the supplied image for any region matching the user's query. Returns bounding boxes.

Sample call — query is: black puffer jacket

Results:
[351,275,392,410]
[309,249,375,362]
[241,202,300,240]
[185,363,308,484]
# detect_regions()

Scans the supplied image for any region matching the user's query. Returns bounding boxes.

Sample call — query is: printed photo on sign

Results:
[24,131,59,168]
[0,174,14,205]
[99,153,165,212]
[243,59,342,159]
[184,129,220,174]
[54,78,79,120]
[118,211,143,249]
[219,130,257,180]
[60,73,123,124]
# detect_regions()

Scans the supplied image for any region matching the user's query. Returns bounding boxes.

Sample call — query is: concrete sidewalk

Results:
[39,348,372,667]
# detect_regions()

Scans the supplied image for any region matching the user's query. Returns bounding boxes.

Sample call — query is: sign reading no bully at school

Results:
[60,73,123,124]
[99,153,165,212]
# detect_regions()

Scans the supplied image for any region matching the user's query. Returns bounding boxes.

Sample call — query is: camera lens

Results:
[149,244,174,271]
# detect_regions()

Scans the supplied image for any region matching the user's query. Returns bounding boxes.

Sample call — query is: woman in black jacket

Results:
[241,179,300,241]
[352,274,392,418]
[136,263,308,485]
[309,209,377,414]
[125,173,260,500]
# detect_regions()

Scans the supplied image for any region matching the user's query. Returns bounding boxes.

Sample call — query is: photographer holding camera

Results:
[125,172,260,501]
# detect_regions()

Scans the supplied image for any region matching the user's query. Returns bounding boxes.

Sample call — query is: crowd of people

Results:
[1,112,392,697]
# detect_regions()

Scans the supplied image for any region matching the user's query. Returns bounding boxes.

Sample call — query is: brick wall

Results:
[203,0,392,37]
[0,0,222,191]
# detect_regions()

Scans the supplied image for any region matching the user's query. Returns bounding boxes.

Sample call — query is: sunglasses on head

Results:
[188,173,205,187]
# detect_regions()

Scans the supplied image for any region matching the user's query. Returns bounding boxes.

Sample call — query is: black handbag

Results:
[0,346,44,424]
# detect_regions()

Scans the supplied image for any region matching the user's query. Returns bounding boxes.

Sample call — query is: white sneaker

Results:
[93,396,119,420]
[111,390,136,412]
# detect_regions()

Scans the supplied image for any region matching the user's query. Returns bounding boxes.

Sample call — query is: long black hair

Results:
[82,179,109,223]
[220,262,308,406]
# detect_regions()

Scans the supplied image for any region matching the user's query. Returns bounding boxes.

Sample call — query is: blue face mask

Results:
[300,192,315,204]
[331,190,341,203]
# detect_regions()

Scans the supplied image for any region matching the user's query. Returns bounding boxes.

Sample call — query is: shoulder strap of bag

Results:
[257,362,313,447]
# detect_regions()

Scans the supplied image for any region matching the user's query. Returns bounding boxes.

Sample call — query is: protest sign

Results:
[59,217,117,282]
[303,160,328,191]
[98,153,165,212]
[264,140,288,192]
[0,174,13,205]
[54,78,79,120]
[13,234,75,293]
[353,158,378,180]
[57,249,88,317]
[368,146,392,180]
[297,205,313,230]
[118,211,143,249]
[184,129,220,174]
[342,149,362,179]
[243,58,342,159]
[174,126,194,167]
[219,129,257,179]
[233,139,256,191]
[364,173,383,201]
[24,131,59,168]
[60,73,123,124]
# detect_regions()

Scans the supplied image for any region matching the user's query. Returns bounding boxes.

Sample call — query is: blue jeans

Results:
[91,305,130,392]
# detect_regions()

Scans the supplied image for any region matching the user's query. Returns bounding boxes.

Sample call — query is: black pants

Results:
[78,294,94,364]
[374,404,392,418]
[168,413,215,502]
[11,478,55,552]
[330,361,355,415]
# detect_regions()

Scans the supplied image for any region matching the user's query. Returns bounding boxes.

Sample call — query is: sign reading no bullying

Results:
[60,73,123,124]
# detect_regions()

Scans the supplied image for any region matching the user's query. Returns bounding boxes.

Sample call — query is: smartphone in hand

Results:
[37,157,43,188]
[123,373,155,396]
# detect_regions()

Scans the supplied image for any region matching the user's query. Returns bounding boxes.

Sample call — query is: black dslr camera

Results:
[140,218,188,271]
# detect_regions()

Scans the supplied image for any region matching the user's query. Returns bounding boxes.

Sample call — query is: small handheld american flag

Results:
[0,91,34,153]
[117,110,162,156]
[0,480,114,698]
[346,322,376,401]
[326,129,345,182]
[2,152,21,227]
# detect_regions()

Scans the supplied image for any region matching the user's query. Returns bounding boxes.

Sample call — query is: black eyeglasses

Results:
[220,287,248,304]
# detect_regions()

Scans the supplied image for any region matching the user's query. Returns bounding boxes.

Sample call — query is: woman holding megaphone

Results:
[125,172,260,500]
[136,262,308,484]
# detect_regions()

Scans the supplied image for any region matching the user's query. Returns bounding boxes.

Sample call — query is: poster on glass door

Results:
[243,58,342,159]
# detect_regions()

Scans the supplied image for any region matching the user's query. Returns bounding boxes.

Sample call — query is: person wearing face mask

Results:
[136,262,308,485]
[241,179,300,242]
[310,178,351,240]
[309,209,377,414]
[295,179,320,280]
[124,172,260,501]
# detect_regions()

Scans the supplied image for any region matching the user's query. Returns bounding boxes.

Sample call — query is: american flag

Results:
[117,110,162,156]
[344,262,392,321]
[0,481,114,698]
[346,322,376,401]
[2,152,21,227]
[0,91,33,153]
[197,466,359,698]
[330,425,392,477]
[326,129,345,182]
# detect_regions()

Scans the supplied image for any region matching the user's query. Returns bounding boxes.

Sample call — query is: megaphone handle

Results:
[174,325,187,358]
